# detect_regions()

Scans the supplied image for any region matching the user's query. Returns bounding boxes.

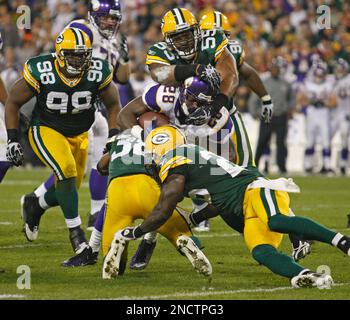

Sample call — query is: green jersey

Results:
[146,30,228,67]
[227,39,245,69]
[158,144,262,217]
[23,53,113,136]
[107,133,149,183]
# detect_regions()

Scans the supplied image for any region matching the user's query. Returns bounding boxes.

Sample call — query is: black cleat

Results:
[289,234,312,261]
[20,192,45,242]
[87,211,99,231]
[130,239,156,270]
[69,227,88,253]
[61,246,98,267]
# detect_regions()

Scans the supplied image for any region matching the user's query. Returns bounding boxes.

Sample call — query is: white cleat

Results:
[102,235,126,279]
[291,271,334,289]
[193,220,210,232]
[176,235,212,277]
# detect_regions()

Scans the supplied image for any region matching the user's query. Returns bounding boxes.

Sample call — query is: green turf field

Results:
[0,168,350,300]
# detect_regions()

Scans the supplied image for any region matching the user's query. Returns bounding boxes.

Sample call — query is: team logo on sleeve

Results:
[152,133,170,145]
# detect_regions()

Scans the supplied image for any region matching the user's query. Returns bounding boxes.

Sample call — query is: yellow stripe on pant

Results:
[102,174,191,256]
[28,126,88,188]
[242,187,290,252]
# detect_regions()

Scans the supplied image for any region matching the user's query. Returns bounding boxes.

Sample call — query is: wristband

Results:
[261,94,272,104]
[7,129,19,142]
[174,64,198,82]
[133,226,145,238]
[108,128,121,138]
[212,93,229,114]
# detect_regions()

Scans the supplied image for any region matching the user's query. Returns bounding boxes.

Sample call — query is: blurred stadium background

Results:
[0,0,349,172]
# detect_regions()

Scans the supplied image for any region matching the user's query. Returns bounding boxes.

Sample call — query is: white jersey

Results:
[67,19,121,70]
[142,83,233,144]
[333,74,350,116]
[301,78,334,108]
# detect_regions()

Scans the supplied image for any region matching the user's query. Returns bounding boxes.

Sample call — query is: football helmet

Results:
[311,61,327,84]
[334,58,349,80]
[145,125,186,165]
[89,0,122,39]
[179,76,218,117]
[161,8,201,61]
[55,28,92,76]
[199,11,231,37]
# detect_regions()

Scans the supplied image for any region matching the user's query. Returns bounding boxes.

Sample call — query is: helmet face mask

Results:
[61,49,92,76]
[165,25,201,61]
[179,76,216,116]
[89,0,122,39]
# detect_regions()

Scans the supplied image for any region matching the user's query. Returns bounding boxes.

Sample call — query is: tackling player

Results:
[97,132,211,279]
[118,126,350,288]
[5,28,121,262]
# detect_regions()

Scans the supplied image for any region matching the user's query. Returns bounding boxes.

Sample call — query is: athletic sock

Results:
[89,168,107,215]
[0,161,11,182]
[268,214,337,244]
[34,174,55,197]
[89,228,102,253]
[252,244,305,278]
[40,185,58,209]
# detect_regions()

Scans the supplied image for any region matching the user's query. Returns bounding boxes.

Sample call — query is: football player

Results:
[332,59,350,175]
[21,0,129,232]
[297,61,335,174]
[5,28,121,262]
[118,125,350,288]
[95,131,211,279]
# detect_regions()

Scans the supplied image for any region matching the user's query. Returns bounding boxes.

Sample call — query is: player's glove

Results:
[117,33,129,64]
[185,104,212,126]
[116,226,144,241]
[195,64,221,92]
[6,129,24,167]
[261,95,273,124]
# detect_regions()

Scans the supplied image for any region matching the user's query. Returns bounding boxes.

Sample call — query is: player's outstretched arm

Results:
[137,174,185,235]
[239,62,268,98]
[117,96,148,130]
[5,78,34,135]
[100,83,122,135]
[97,153,110,176]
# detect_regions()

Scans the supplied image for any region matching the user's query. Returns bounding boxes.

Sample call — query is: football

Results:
[138,111,170,129]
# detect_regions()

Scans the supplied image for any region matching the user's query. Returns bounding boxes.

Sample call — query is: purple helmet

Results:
[179,76,218,116]
[89,0,122,39]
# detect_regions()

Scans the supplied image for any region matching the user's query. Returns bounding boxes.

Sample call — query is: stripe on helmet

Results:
[71,27,84,46]
[172,8,185,25]
[215,11,221,29]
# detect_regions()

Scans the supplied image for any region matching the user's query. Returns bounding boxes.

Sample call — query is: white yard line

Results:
[0,294,26,299]
[0,222,13,225]
[0,242,66,249]
[101,283,349,300]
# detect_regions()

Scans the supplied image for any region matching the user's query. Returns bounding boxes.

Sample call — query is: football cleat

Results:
[176,235,212,277]
[87,211,99,231]
[20,192,45,242]
[291,271,334,289]
[193,220,210,232]
[289,234,312,261]
[336,235,350,256]
[130,239,156,270]
[102,235,127,279]
[61,246,98,267]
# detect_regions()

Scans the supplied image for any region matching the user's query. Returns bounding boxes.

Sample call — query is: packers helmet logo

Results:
[56,34,64,44]
[152,133,170,145]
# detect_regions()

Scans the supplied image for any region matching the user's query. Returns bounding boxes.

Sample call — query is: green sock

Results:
[252,244,304,278]
[44,185,59,207]
[268,214,337,244]
[55,178,78,220]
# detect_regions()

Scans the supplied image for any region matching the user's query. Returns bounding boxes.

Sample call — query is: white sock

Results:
[144,232,157,243]
[331,233,344,247]
[38,194,50,210]
[65,216,82,229]
[34,182,48,198]
[89,228,102,253]
[90,199,104,215]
